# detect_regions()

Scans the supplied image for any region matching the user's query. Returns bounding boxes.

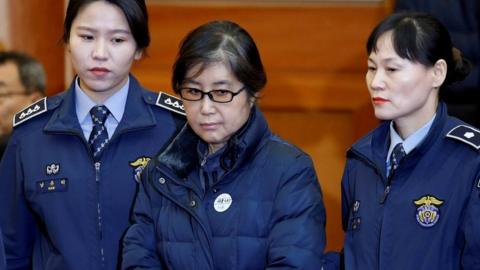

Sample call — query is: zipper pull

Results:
[95,162,101,182]
[201,154,207,167]
[380,185,391,204]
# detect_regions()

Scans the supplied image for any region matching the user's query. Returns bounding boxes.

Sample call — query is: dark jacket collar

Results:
[349,102,449,175]
[44,75,157,135]
[156,105,270,178]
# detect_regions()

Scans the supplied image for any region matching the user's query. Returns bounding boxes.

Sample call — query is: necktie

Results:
[89,105,110,160]
[381,143,407,203]
[389,143,406,176]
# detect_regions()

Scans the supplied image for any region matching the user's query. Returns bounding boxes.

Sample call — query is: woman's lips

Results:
[372,97,390,105]
[200,123,218,130]
[89,67,110,76]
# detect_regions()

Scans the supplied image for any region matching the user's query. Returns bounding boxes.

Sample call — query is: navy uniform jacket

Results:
[122,106,328,270]
[342,103,480,270]
[0,76,185,270]
[0,229,5,270]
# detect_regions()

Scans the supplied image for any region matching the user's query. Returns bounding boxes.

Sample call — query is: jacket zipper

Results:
[151,167,215,269]
[49,129,107,268]
[94,161,105,268]
[347,148,388,270]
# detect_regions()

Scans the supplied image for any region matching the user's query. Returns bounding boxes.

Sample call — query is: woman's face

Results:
[68,1,141,102]
[366,31,440,128]
[182,62,254,154]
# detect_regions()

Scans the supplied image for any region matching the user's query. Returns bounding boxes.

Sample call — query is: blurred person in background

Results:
[0,51,45,156]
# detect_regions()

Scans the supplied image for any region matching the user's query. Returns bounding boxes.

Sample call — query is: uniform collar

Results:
[75,76,129,124]
[387,113,436,158]
[44,75,156,134]
[349,102,448,177]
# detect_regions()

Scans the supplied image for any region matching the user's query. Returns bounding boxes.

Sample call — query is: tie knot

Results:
[390,143,406,170]
[90,105,109,125]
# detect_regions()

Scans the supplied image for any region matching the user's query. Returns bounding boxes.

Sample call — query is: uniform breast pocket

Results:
[35,178,69,194]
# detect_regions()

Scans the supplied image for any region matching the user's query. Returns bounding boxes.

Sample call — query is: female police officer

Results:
[0,0,184,269]
[341,12,480,269]
[122,20,328,269]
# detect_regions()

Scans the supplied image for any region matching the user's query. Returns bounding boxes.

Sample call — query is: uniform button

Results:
[158,177,166,184]
[189,200,196,208]
[212,188,218,193]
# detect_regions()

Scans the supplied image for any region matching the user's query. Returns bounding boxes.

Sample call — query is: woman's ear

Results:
[134,50,143,60]
[432,59,447,88]
[249,93,258,108]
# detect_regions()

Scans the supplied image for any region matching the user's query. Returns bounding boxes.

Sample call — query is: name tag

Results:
[37,178,68,193]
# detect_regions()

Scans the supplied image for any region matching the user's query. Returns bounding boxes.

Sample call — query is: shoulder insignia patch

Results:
[446,125,480,150]
[13,97,47,127]
[155,92,186,116]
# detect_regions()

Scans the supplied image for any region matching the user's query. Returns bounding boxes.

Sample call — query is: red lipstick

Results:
[372,97,390,105]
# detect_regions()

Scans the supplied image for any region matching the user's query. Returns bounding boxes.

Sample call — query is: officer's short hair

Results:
[0,51,46,94]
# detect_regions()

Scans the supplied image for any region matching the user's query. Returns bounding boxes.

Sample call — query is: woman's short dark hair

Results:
[172,20,267,97]
[63,0,150,50]
[367,12,471,88]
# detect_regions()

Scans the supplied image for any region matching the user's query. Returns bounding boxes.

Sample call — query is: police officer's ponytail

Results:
[447,47,472,85]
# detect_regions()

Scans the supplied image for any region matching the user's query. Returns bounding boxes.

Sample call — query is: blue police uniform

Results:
[122,106,329,269]
[0,75,185,270]
[342,103,480,269]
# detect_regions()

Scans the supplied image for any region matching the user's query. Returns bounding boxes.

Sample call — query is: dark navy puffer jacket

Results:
[122,106,328,270]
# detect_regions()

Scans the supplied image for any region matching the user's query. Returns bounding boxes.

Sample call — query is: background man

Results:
[0,51,45,156]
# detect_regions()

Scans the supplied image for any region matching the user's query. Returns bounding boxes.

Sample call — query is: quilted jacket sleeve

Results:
[122,165,163,270]
[266,154,328,269]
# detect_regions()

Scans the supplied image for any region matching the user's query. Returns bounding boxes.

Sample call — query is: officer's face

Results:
[182,62,254,154]
[0,61,41,139]
[67,1,142,103]
[366,31,443,132]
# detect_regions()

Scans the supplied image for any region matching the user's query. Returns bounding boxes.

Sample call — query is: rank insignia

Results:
[156,92,186,116]
[46,163,60,175]
[413,195,444,227]
[13,97,47,127]
[446,125,480,150]
[129,156,151,183]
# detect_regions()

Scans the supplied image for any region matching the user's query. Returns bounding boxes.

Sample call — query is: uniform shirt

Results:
[75,77,128,140]
[386,114,435,174]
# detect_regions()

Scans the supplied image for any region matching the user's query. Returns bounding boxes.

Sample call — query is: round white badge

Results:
[213,193,233,212]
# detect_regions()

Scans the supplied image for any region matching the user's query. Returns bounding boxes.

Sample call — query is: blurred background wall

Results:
[0,0,392,251]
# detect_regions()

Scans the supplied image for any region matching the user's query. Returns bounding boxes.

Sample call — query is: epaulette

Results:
[155,92,186,116]
[446,125,480,150]
[13,97,48,127]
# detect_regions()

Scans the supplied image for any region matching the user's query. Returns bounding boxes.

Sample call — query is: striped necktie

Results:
[88,105,110,160]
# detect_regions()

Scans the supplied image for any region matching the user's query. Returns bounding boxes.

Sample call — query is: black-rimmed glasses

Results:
[178,86,246,103]
[0,92,28,98]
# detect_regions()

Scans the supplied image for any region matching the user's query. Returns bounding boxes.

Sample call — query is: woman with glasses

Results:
[122,20,329,270]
